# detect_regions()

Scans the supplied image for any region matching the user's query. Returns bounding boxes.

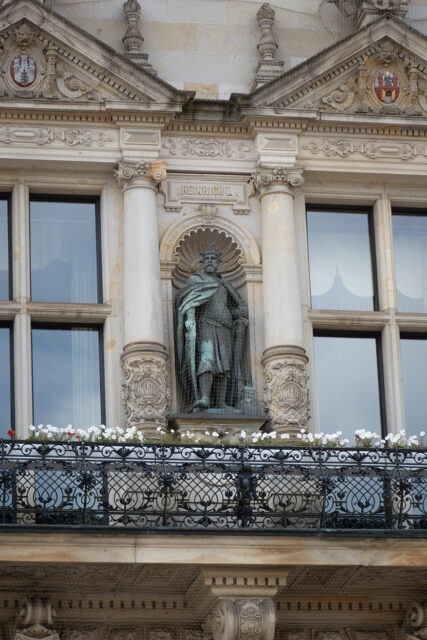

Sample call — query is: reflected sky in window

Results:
[401,337,427,436]
[0,327,11,438]
[314,336,382,440]
[393,214,427,312]
[32,327,102,428]
[0,199,9,300]
[30,200,99,303]
[307,210,374,311]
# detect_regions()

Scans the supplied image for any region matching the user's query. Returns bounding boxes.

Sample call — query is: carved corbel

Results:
[114,159,167,190]
[203,571,287,640]
[14,597,59,640]
[404,602,427,640]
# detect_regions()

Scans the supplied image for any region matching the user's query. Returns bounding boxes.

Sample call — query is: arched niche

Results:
[159,211,263,412]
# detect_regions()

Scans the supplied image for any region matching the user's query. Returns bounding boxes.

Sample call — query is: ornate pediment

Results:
[248,16,427,118]
[0,0,184,107]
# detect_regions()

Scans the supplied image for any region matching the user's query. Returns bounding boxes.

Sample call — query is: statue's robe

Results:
[175,272,245,408]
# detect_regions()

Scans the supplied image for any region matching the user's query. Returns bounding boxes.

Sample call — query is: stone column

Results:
[253,166,309,434]
[203,570,288,640]
[114,159,170,437]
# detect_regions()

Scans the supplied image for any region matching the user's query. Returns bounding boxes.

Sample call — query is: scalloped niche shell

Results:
[172,227,246,290]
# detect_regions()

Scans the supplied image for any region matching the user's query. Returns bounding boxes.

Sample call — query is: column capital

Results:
[252,165,304,195]
[114,158,167,191]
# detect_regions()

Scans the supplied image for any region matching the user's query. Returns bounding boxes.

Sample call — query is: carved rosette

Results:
[114,159,167,190]
[211,599,275,640]
[121,345,170,435]
[263,350,309,434]
[252,167,304,194]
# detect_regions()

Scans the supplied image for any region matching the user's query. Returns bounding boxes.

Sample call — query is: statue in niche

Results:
[175,243,253,413]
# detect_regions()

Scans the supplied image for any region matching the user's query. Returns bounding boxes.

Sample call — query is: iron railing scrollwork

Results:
[0,440,425,533]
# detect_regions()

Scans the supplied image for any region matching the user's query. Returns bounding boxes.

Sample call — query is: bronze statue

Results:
[175,244,251,413]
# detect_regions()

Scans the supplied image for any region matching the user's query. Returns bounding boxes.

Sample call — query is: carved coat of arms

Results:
[374,70,399,104]
[10,53,37,87]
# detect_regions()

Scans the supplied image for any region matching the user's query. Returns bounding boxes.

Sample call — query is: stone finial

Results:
[328,0,411,29]
[251,2,284,91]
[122,0,156,74]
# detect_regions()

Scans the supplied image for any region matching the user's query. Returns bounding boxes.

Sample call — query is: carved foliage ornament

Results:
[211,598,275,640]
[303,138,423,161]
[264,359,309,428]
[252,167,304,192]
[162,138,251,159]
[121,354,170,426]
[114,160,167,188]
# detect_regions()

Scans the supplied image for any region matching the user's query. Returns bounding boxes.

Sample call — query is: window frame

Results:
[392,206,427,315]
[29,194,103,305]
[313,329,387,437]
[31,321,106,428]
[306,204,379,312]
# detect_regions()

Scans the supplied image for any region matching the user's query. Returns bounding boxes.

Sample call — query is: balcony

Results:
[0,440,425,534]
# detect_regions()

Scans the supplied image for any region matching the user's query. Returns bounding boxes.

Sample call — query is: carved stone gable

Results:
[0,0,180,107]
[249,17,427,118]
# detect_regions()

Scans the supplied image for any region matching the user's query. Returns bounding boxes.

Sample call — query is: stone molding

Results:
[114,159,167,190]
[262,346,309,434]
[210,598,275,640]
[404,602,427,640]
[203,571,288,598]
[121,342,170,435]
[252,166,304,195]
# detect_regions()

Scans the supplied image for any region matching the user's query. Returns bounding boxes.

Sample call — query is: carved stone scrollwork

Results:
[251,167,304,193]
[114,159,167,190]
[121,343,170,435]
[14,598,59,640]
[327,0,410,28]
[263,348,309,434]
[404,602,427,640]
[211,599,275,640]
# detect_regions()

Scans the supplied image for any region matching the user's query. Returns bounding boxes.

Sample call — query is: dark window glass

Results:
[0,326,12,438]
[32,326,103,428]
[0,198,10,300]
[307,209,375,311]
[313,335,383,440]
[401,336,427,436]
[30,198,100,303]
[393,213,427,312]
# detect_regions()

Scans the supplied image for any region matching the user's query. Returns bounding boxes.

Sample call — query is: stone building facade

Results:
[0,0,425,639]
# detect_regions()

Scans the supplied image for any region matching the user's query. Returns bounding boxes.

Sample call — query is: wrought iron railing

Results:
[0,440,425,533]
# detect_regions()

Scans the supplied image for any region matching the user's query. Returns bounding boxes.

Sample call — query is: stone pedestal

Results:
[253,166,309,433]
[115,159,170,435]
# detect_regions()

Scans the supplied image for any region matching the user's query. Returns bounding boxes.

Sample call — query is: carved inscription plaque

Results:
[162,177,250,214]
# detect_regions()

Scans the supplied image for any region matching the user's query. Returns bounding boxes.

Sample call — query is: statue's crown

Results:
[200,243,222,261]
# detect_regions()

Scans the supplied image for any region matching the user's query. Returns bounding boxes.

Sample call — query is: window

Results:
[306,207,377,311]
[30,196,101,303]
[0,325,13,438]
[313,333,385,440]
[400,335,427,437]
[393,210,427,313]
[0,195,11,300]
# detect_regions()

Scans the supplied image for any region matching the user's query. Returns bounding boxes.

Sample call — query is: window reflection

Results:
[30,199,99,303]
[313,335,383,440]
[307,210,375,311]
[393,214,427,312]
[0,327,12,438]
[401,337,427,436]
[32,326,102,428]
[0,198,10,300]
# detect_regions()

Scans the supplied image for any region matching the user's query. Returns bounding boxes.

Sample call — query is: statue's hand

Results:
[185,319,196,332]
[237,301,249,319]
